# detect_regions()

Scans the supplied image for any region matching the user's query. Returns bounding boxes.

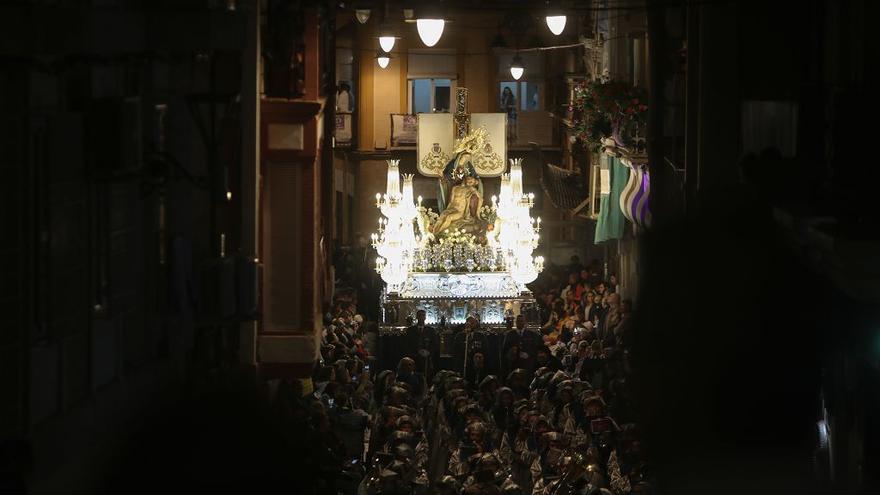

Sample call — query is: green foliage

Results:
[568,79,648,152]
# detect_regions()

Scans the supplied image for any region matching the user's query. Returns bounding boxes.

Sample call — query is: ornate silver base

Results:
[378,272,538,336]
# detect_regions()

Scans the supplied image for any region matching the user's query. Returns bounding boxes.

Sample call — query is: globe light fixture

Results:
[416,18,445,47]
[510,54,524,80]
[355,9,371,24]
[546,15,567,35]
[378,20,397,53]
[379,36,396,53]
[377,52,391,69]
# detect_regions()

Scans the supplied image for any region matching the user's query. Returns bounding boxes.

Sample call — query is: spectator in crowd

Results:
[607,274,619,294]
[583,290,601,327]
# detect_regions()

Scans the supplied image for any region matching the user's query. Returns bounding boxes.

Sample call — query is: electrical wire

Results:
[350,33,639,57]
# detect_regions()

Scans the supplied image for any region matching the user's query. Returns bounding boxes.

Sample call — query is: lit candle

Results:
[386,160,401,198]
[509,158,523,199]
[375,193,381,206]
[500,176,511,204]
[402,174,415,206]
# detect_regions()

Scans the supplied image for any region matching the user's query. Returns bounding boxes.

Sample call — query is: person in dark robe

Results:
[452,316,490,375]
[535,345,563,372]
[464,350,490,390]
[500,314,541,374]
[405,309,441,380]
[395,357,426,398]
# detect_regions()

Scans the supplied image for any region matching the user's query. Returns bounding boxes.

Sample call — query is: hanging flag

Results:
[594,156,630,244]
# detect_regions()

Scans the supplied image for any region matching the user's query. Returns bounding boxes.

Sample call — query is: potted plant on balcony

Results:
[569,78,648,153]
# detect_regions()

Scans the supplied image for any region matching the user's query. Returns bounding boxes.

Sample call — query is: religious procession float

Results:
[372,89,544,336]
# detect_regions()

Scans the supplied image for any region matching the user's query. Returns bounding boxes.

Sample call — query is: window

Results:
[407,50,457,114]
[334,47,356,147]
[499,81,543,141]
[497,53,554,145]
[409,78,455,113]
[499,81,543,113]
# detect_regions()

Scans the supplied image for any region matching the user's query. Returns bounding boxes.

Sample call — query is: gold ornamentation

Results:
[455,87,468,115]
[452,125,504,177]
[453,125,490,154]
[473,140,504,175]
[454,114,470,139]
[419,142,450,176]
[455,88,470,138]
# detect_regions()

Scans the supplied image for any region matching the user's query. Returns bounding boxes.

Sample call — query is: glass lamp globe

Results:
[510,66,524,80]
[379,36,396,53]
[546,15,566,35]
[510,55,525,80]
[416,19,445,47]
[355,9,371,24]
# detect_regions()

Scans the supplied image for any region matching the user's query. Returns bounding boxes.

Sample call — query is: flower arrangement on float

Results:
[569,78,648,153]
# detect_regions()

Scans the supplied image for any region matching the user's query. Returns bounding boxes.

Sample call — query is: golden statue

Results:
[431,126,491,236]
[431,171,483,235]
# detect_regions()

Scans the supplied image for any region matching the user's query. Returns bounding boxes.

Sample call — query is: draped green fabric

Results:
[594,156,630,244]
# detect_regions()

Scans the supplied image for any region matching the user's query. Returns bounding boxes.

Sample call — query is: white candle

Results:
[402,174,415,205]
[386,160,401,198]
[509,158,524,200]
[499,175,511,203]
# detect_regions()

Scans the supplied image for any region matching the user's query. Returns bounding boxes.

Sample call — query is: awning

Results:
[540,162,590,214]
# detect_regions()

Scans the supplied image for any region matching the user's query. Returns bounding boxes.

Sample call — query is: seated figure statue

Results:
[431,170,483,235]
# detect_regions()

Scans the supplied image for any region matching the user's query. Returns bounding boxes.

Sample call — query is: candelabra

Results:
[489,158,544,284]
[371,160,420,287]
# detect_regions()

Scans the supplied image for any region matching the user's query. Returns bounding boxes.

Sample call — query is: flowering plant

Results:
[414,228,500,272]
[478,205,497,227]
[569,79,648,153]
[416,206,439,240]
[438,228,481,245]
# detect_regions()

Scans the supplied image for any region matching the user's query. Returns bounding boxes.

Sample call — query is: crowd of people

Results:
[269,253,651,495]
